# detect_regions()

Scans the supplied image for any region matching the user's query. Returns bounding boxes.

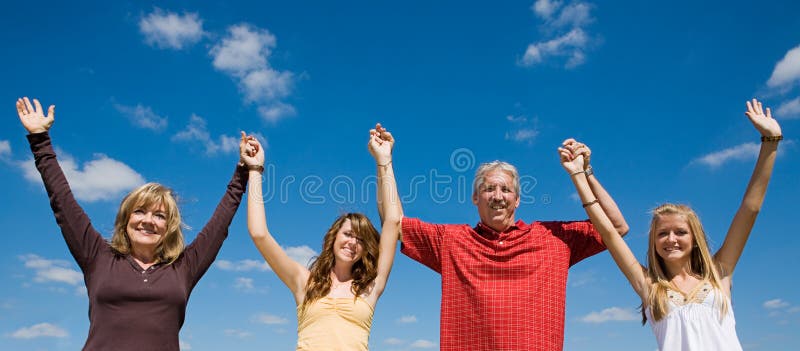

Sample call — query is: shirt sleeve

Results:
[552,219,605,267]
[181,164,248,287]
[400,217,445,274]
[28,132,106,272]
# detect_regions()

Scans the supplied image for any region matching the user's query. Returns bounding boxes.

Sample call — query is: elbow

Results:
[616,223,630,237]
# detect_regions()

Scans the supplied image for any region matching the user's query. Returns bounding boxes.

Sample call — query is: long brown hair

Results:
[643,204,728,323]
[110,183,185,264]
[301,213,380,311]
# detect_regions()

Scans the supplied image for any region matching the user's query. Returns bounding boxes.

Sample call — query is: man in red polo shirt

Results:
[389,134,629,350]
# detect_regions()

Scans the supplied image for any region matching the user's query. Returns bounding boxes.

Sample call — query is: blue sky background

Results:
[1,0,799,350]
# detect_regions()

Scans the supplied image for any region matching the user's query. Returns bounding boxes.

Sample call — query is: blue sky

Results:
[1,0,799,350]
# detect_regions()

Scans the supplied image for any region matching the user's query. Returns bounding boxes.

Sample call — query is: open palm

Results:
[16,97,54,134]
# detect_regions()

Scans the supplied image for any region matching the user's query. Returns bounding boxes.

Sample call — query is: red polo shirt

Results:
[401,217,605,351]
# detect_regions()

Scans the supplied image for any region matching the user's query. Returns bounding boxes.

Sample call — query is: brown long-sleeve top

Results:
[29,132,248,351]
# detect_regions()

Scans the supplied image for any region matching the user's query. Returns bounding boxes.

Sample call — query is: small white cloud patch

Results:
[10,323,69,339]
[580,307,638,323]
[139,8,204,50]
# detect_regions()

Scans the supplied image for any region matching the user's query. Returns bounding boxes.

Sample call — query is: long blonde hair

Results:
[300,213,380,312]
[643,204,728,323]
[110,183,185,264]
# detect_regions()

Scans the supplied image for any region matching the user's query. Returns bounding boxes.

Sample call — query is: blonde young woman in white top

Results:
[561,99,781,350]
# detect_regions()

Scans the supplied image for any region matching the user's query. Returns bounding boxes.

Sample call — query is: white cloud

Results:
[521,1,596,68]
[285,245,317,267]
[172,114,239,156]
[113,103,168,131]
[767,44,800,88]
[521,28,588,67]
[692,143,760,168]
[397,315,418,324]
[532,0,562,19]
[234,277,255,291]
[179,339,192,350]
[384,337,405,345]
[10,323,68,339]
[17,148,145,202]
[789,306,800,313]
[410,339,437,348]
[217,246,316,272]
[0,140,10,159]
[210,24,296,122]
[224,329,253,338]
[139,8,204,50]
[505,114,539,144]
[552,2,593,28]
[776,96,800,119]
[252,313,289,325]
[217,259,269,272]
[20,254,83,286]
[580,307,638,323]
[506,129,540,143]
[763,299,790,309]
[211,24,276,75]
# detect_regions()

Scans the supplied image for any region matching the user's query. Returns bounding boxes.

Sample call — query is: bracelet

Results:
[248,165,264,173]
[377,160,392,168]
[761,135,783,142]
[582,199,599,208]
[570,166,593,177]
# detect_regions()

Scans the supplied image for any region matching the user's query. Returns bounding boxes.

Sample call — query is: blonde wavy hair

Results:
[644,204,728,323]
[110,183,185,264]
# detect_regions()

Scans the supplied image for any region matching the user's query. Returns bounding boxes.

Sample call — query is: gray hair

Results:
[473,161,520,197]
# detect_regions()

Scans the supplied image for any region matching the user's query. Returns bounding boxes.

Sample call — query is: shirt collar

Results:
[475,220,527,238]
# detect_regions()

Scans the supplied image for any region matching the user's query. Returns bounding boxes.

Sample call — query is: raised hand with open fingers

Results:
[745,98,782,137]
[16,97,55,134]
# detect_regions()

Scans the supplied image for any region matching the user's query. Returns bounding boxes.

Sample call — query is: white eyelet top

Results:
[645,282,743,351]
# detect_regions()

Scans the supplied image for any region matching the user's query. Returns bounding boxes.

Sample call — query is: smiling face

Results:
[126,203,168,255]
[473,169,520,232]
[653,213,695,263]
[332,219,364,265]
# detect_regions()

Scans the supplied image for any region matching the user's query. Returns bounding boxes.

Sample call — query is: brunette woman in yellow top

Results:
[243,124,402,350]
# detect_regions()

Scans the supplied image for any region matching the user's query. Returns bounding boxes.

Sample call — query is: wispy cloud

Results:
[172,114,240,156]
[224,329,253,338]
[179,339,192,350]
[20,254,83,286]
[217,246,316,272]
[113,103,168,131]
[579,307,638,323]
[0,140,10,159]
[692,142,760,168]
[384,337,405,345]
[504,114,539,144]
[767,44,800,88]
[139,8,204,50]
[520,1,597,68]
[410,339,437,348]
[210,24,296,122]
[217,259,269,272]
[775,96,800,119]
[17,148,145,202]
[764,299,790,309]
[9,323,68,339]
[234,277,255,292]
[396,315,418,324]
[252,313,289,325]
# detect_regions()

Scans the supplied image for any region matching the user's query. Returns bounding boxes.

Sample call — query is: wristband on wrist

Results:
[570,166,593,177]
[761,135,783,142]
[248,165,264,173]
[582,199,599,208]
[378,160,392,167]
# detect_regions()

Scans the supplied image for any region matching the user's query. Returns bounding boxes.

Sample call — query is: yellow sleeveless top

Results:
[296,297,375,351]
